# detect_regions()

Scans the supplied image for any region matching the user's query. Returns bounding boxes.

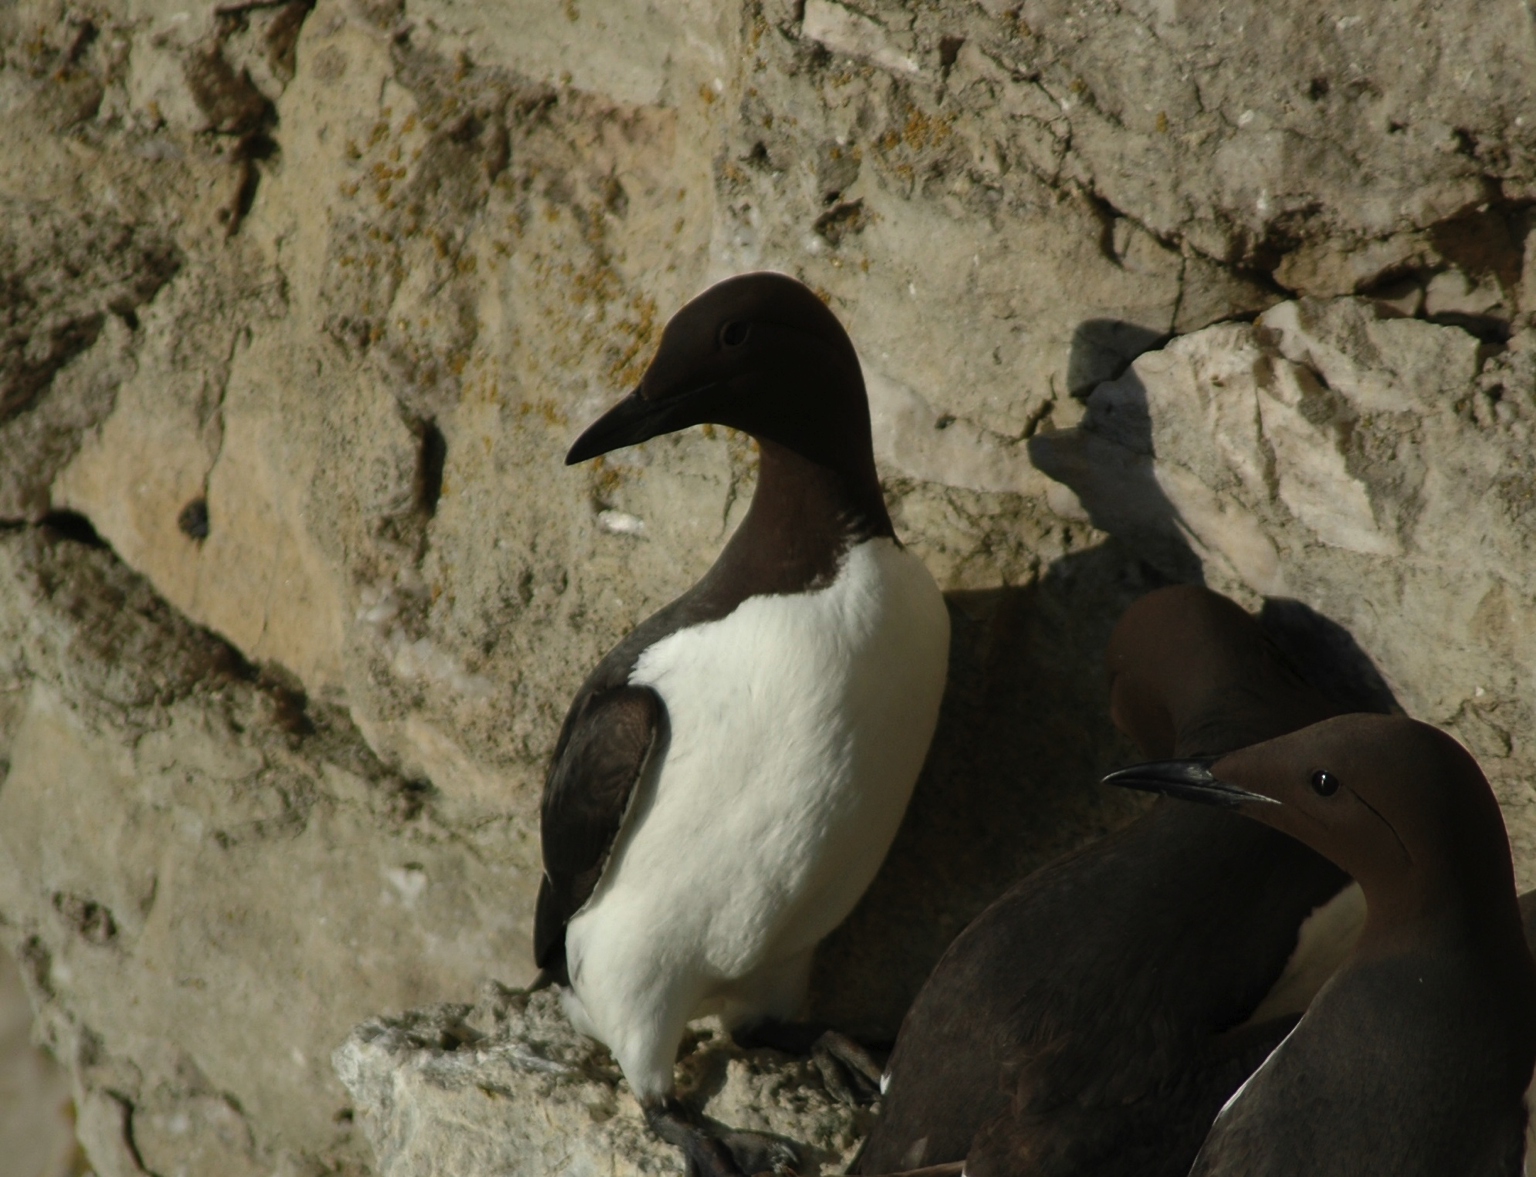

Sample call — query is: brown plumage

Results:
[1108,714,1536,1176]
[857,585,1354,1176]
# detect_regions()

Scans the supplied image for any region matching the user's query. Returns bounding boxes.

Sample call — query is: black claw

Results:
[720,1128,800,1175]
[732,1018,887,1108]
[812,1030,884,1107]
[643,1096,800,1177]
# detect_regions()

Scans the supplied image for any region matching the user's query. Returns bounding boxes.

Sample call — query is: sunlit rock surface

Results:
[0,0,1532,1171]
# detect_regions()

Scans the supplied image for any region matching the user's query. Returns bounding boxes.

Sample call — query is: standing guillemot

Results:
[537,272,950,1175]
[1106,714,1536,1176]
[855,585,1354,1177]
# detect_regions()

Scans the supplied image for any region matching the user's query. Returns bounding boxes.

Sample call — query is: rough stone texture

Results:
[1033,299,1536,885]
[0,0,1532,1172]
[334,985,867,1176]
[0,525,546,1176]
[0,943,78,1177]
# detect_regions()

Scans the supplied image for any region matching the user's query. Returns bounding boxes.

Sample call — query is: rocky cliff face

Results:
[0,0,1532,1173]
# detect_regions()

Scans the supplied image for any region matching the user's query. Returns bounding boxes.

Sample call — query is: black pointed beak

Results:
[565,381,729,465]
[566,388,661,465]
[1101,757,1280,809]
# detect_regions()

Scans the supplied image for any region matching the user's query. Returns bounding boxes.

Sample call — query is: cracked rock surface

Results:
[1034,298,1536,872]
[0,0,1533,1173]
[334,986,868,1176]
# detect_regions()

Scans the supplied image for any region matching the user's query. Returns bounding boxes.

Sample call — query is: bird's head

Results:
[1103,713,1515,922]
[566,272,871,473]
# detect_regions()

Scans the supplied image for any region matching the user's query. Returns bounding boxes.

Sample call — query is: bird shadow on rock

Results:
[809,543,1168,1040]
[808,318,1401,1042]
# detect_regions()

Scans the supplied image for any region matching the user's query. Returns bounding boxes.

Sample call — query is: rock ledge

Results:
[335,986,869,1177]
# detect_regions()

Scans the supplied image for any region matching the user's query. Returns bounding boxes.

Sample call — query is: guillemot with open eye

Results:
[855,584,1356,1177]
[1106,713,1536,1176]
[538,271,951,1176]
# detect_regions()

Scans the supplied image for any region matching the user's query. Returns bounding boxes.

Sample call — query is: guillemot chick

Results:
[856,584,1353,1176]
[539,271,950,1175]
[1106,713,1536,1176]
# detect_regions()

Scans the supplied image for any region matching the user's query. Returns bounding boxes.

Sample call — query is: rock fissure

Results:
[105,1090,161,1177]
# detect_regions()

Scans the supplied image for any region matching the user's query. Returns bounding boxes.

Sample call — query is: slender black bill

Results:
[1101,757,1280,809]
[566,389,657,464]
[566,383,723,465]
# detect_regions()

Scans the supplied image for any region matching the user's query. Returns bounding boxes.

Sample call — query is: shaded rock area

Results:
[0,0,1532,1173]
[1032,298,1536,873]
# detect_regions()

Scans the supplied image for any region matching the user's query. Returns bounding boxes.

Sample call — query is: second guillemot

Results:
[539,271,950,1175]
[855,584,1354,1176]
[1106,714,1536,1176]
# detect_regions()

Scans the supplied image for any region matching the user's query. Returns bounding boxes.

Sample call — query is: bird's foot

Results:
[719,1127,801,1176]
[731,1020,886,1107]
[644,1096,800,1177]
[810,1030,884,1106]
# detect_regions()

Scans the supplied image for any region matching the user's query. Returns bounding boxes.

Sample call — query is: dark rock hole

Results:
[65,17,98,63]
[39,510,105,548]
[1425,311,1512,343]
[178,497,210,540]
[18,936,52,996]
[813,199,865,247]
[265,0,316,81]
[52,892,118,945]
[416,420,447,517]
[266,684,314,736]
[389,778,436,822]
[255,661,314,735]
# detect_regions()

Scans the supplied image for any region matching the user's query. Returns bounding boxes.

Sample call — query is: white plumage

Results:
[1240,881,1366,1027]
[561,536,950,1097]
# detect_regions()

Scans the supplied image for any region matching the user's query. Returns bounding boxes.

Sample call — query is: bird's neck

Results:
[1353,868,1532,978]
[711,438,894,596]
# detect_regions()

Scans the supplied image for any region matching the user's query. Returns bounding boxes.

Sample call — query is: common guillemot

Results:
[855,584,1354,1176]
[537,271,950,1175]
[1106,714,1536,1176]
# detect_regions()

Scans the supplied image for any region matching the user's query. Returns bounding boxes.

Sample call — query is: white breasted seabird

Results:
[1106,713,1536,1176]
[855,585,1354,1177]
[537,271,951,1175]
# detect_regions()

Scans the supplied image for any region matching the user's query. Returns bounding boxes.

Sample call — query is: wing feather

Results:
[533,684,663,978]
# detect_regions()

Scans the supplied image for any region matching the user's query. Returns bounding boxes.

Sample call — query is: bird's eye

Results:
[721,321,750,347]
[1311,770,1340,797]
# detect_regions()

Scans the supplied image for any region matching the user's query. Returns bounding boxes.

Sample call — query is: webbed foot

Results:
[644,1095,800,1176]
[732,1019,886,1107]
[810,1029,884,1106]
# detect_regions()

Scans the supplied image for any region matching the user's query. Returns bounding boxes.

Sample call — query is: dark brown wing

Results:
[853,807,1343,1175]
[534,684,664,980]
[961,1015,1300,1177]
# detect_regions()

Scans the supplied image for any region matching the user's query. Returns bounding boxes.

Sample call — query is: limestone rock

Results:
[0,525,538,1176]
[1032,298,1536,882]
[0,945,76,1177]
[0,198,179,517]
[334,986,867,1176]
[0,0,1533,1173]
